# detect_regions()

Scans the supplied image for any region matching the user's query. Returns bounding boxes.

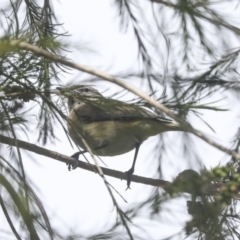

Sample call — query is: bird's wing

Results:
[73,98,173,123]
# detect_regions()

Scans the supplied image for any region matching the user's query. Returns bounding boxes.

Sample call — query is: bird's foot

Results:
[67,151,83,171]
[125,167,134,190]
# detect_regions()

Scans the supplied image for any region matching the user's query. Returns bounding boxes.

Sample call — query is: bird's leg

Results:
[125,143,141,190]
[68,141,108,171]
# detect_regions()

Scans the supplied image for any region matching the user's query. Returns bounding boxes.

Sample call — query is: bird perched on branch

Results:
[59,85,183,189]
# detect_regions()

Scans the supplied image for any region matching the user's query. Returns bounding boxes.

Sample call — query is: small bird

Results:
[60,85,183,189]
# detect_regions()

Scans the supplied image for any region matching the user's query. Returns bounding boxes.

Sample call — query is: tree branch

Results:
[1,134,239,200]
[7,40,240,161]
[0,134,169,188]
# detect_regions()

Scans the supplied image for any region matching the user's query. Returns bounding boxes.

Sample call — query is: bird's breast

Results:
[68,112,147,156]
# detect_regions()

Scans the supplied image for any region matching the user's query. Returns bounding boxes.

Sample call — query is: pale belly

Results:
[68,120,151,156]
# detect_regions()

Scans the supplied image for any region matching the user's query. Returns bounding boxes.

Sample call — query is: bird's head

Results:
[57,85,103,111]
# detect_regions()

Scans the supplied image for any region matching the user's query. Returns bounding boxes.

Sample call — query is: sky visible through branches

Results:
[0,0,240,239]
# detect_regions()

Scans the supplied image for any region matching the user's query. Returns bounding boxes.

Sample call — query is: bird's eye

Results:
[84,88,89,92]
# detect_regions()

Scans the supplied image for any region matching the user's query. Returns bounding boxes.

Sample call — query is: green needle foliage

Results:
[0,0,240,239]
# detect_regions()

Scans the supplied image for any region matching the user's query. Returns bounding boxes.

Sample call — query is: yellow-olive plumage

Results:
[67,86,181,155]
[64,85,183,188]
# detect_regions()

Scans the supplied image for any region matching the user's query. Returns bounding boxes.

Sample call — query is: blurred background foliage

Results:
[0,0,240,239]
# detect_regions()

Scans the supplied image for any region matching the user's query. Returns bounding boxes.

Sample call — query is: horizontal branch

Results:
[1,134,239,200]
[0,134,169,188]
[7,40,240,161]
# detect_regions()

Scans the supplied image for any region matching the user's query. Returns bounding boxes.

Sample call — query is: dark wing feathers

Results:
[74,99,173,124]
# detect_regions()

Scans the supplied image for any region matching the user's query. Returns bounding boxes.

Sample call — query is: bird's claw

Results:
[67,153,81,171]
[67,161,80,171]
[125,168,134,190]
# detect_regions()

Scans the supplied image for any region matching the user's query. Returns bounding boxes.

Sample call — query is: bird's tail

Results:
[162,122,184,132]
[148,121,185,137]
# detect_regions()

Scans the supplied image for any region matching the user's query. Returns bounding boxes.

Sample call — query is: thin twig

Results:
[151,0,240,33]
